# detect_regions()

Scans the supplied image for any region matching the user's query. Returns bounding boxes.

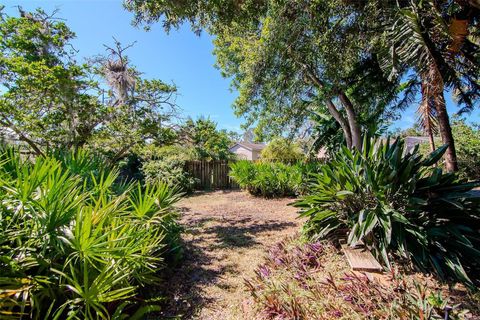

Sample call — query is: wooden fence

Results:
[184,160,239,190]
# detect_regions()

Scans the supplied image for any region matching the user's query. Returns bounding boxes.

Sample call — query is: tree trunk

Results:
[427,130,436,152]
[0,117,44,157]
[303,67,354,149]
[326,99,352,148]
[339,92,362,151]
[419,75,436,152]
[435,92,458,171]
[430,64,458,171]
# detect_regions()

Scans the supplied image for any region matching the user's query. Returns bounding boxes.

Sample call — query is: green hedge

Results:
[139,145,198,193]
[229,160,321,197]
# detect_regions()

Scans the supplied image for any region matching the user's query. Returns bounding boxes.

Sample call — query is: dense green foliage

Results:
[382,0,480,172]
[139,145,197,192]
[179,117,235,161]
[0,5,478,319]
[260,137,304,164]
[134,116,238,191]
[418,119,480,180]
[295,138,480,288]
[0,8,100,153]
[0,147,182,319]
[0,8,179,158]
[452,120,480,180]
[125,0,400,148]
[229,160,320,197]
[126,0,480,172]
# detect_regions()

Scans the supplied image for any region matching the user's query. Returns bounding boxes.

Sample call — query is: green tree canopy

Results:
[126,0,480,169]
[86,39,180,160]
[0,8,179,159]
[260,137,304,164]
[381,0,480,171]
[179,117,234,160]
[0,7,103,153]
[125,0,401,152]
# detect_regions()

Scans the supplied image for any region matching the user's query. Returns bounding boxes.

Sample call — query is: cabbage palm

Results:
[386,0,480,172]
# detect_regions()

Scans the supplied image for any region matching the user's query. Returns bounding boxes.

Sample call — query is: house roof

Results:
[230,142,266,152]
[404,136,430,150]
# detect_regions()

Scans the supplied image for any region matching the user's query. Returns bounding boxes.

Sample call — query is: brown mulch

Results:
[157,190,301,320]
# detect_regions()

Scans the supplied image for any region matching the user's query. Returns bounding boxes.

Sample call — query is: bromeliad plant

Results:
[0,147,182,319]
[294,137,480,289]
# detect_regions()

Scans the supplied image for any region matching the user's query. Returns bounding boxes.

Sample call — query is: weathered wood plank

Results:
[341,244,383,272]
[184,160,239,190]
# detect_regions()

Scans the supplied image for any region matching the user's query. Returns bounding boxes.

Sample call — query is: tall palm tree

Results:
[386,0,479,171]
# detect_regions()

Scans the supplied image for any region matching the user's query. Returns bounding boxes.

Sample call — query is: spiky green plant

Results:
[229,160,319,197]
[294,137,480,288]
[0,146,182,319]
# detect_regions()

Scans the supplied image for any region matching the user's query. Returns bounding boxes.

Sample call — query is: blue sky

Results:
[3,1,479,133]
[3,0,243,132]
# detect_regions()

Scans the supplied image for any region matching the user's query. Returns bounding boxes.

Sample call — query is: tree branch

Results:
[0,116,45,157]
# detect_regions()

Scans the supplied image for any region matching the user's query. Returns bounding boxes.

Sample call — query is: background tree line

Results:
[125,0,480,173]
[0,6,240,173]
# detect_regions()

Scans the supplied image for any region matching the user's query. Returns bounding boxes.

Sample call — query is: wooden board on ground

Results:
[341,244,383,272]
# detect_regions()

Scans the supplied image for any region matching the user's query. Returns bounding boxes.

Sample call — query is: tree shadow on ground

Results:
[204,217,297,249]
[152,214,296,319]
[182,189,240,198]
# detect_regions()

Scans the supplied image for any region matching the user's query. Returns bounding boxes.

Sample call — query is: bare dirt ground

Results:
[158,190,301,319]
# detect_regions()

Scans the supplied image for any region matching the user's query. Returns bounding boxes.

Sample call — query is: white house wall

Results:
[230,145,253,160]
[251,150,260,160]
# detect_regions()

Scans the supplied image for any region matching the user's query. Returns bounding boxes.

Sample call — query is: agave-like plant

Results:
[294,137,480,288]
[0,146,182,319]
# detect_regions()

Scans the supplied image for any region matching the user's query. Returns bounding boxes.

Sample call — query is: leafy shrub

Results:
[452,120,480,180]
[294,137,480,288]
[419,119,480,180]
[139,145,197,193]
[245,238,477,319]
[139,145,195,162]
[291,162,325,195]
[260,137,304,164]
[117,153,144,182]
[230,160,321,197]
[142,158,197,193]
[0,147,182,319]
[52,148,107,179]
[181,117,235,161]
[410,116,480,180]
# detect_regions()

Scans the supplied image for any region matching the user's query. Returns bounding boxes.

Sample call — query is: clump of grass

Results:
[245,238,479,319]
